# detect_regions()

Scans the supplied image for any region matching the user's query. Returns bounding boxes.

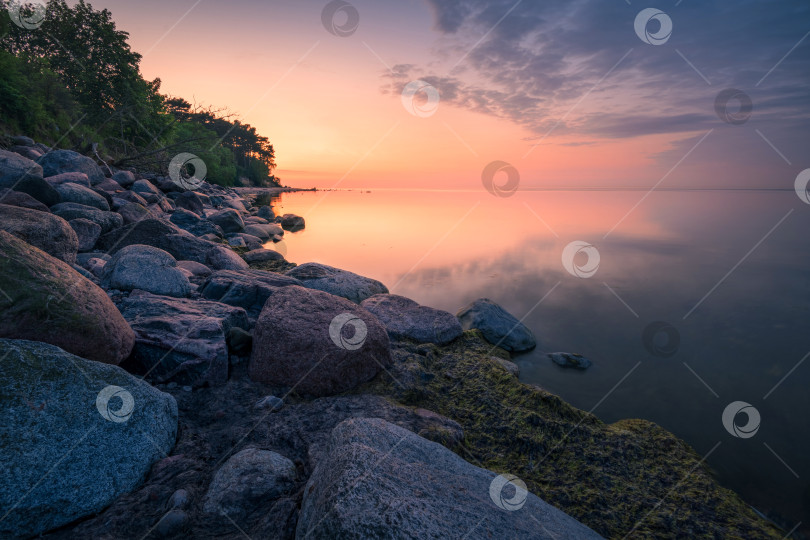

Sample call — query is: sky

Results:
[85,0,809,190]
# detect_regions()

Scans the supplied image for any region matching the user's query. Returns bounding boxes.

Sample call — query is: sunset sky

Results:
[90,0,808,190]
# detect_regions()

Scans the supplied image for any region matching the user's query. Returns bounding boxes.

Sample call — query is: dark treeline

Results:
[0,0,280,187]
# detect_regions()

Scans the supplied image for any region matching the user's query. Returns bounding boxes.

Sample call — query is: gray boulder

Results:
[170,208,224,237]
[37,149,105,185]
[0,203,79,264]
[0,231,134,364]
[0,149,59,205]
[174,191,204,216]
[229,233,263,250]
[0,339,178,540]
[130,179,164,203]
[296,418,603,539]
[51,202,124,234]
[111,189,148,207]
[202,448,296,518]
[457,298,537,352]
[69,218,102,252]
[209,208,245,234]
[361,294,463,345]
[118,201,153,224]
[0,188,50,212]
[177,260,212,277]
[249,285,392,396]
[101,245,191,297]
[112,170,136,187]
[45,172,91,187]
[54,181,110,210]
[286,262,389,304]
[206,245,249,271]
[257,205,274,220]
[200,269,302,318]
[243,248,284,264]
[118,291,249,387]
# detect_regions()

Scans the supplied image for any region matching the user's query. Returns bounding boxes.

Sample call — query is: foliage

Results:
[0,0,279,187]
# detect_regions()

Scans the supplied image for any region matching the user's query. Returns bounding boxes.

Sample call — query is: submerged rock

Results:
[548,352,592,370]
[361,294,463,345]
[286,262,388,304]
[118,291,249,387]
[456,298,537,353]
[0,230,134,364]
[249,285,392,396]
[0,339,178,539]
[296,417,603,539]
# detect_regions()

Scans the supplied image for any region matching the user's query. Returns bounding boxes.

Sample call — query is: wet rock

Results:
[361,294,463,345]
[457,298,537,353]
[286,262,389,304]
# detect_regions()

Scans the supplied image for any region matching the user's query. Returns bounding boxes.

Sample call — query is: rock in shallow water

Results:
[548,352,592,370]
[456,298,537,353]
[0,339,178,539]
[118,291,249,387]
[286,262,388,304]
[296,417,603,539]
[0,230,134,364]
[361,293,463,345]
[249,285,392,396]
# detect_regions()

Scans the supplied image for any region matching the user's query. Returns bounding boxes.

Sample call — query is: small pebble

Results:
[167,488,190,510]
[255,395,284,411]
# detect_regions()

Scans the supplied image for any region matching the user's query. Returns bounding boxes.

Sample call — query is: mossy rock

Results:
[359,331,782,539]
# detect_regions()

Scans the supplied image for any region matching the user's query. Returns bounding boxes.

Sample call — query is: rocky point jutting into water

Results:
[0,140,785,539]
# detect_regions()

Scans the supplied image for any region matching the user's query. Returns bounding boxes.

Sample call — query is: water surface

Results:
[266,188,810,531]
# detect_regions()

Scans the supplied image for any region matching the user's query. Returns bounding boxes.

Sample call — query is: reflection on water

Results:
[268,188,810,531]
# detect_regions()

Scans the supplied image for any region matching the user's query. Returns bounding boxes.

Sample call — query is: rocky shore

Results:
[0,138,785,538]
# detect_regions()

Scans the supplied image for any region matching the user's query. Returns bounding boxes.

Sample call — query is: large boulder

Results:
[0,203,79,264]
[285,263,388,304]
[206,245,249,271]
[209,208,245,234]
[0,339,177,539]
[51,202,124,234]
[37,149,105,185]
[361,294,463,345]
[130,179,163,203]
[117,201,153,224]
[0,149,59,205]
[101,245,191,297]
[249,285,392,396]
[456,298,537,353]
[202,448,296,519]
[0,231,134,364]
[174,190,204,216]
[296,418,603,539]
[0,188,49,212]
[69,218,102,252]
[112,170,136,188]
[170,208,224,237]
[118,291,249,387]
[200,269,302,318]
[54,182,110,210]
